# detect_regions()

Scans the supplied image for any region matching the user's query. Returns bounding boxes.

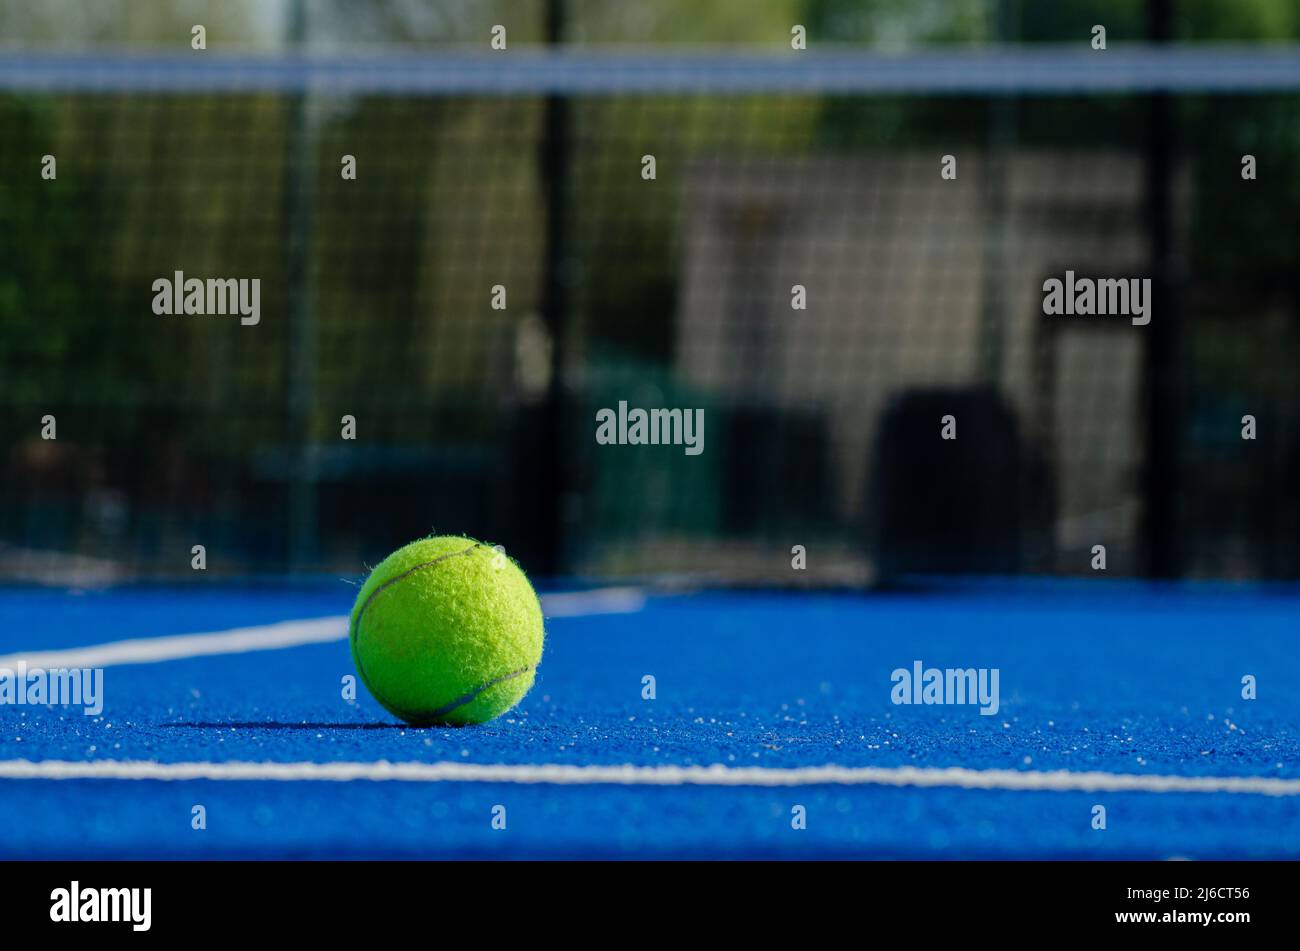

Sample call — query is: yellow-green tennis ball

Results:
[349,536,544,726]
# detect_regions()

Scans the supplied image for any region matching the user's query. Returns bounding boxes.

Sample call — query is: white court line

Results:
[0,617,347,671]
[539,587,647,618]
[0,760,1297,795]
[0,588,646,671]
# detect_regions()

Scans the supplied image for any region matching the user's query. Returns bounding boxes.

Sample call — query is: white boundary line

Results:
[541,587,646,618]
[0,588,645,670]
[0,760,1297,795]
[0,617,347,670]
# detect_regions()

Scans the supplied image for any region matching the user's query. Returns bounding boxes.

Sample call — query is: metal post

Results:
[284,0,318,572]
[1141,0,1182,579]
[537,0,571,576]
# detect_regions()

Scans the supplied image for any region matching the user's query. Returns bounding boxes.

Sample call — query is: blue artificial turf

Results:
[0,583,1297,858]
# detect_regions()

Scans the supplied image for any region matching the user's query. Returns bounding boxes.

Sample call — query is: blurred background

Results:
[1,0,1299,586]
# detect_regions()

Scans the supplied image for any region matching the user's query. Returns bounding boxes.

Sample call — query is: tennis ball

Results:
[349,536,544,726]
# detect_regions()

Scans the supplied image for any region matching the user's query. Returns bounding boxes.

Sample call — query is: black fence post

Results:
[537,0,571,577]
[1142,0,1182,579]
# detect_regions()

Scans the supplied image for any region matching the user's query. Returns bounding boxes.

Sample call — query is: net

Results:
[2,45,1299,583]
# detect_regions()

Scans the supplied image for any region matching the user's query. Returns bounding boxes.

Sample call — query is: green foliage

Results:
[1177,0,1300,41]
[568,0,801,43]
[805,0,991,45]
[0,99,143,426]
[1183,95,1300,281]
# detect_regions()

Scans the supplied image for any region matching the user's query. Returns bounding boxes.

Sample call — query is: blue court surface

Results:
[0,581,1297,859]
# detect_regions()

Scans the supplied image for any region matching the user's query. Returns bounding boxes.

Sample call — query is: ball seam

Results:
[355,542,485,623]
